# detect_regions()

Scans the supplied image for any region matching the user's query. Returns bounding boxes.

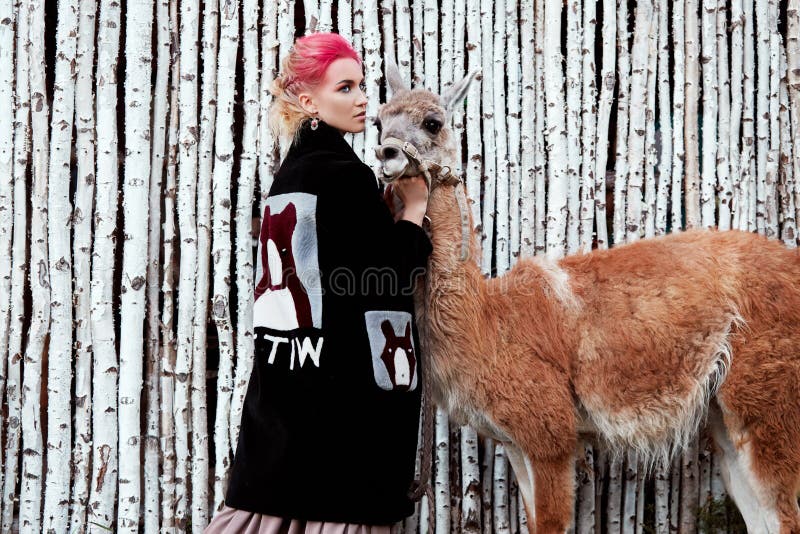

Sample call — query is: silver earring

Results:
[311,117,319,130]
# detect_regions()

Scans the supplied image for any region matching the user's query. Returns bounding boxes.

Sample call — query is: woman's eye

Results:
[340,85,350,93]
[424,119,442,134]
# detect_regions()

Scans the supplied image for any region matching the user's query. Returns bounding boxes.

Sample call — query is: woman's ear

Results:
[297,91,318,115]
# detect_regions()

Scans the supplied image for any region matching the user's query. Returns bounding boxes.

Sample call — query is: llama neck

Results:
[425,182,484,289]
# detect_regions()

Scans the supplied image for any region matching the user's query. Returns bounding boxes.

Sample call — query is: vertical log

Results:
[787,0,800,236]
[680,437,699,534]
[595,0,615,250]
[213,0,240,514]
[435,409,451,533]
[700,0,718,228]
[779,47,798,245]
[613,0,631,245]
[577,442,596,533]
[543,0,569,257]
[654,463,670,534]
[70,0,99,530]
[730,0,745,229]
[494,0,509,271]
[533,0,546,255]
[670,0,685,231]
[565,0,582,253]
[519,0,536,258]
[579,0,597,252]
[461,426,482,533]
[480,0,497,270]
[643,5,657,239]
[42,0,78,530]
[755,0,770,235]
[606,459,623,534]
[190,0,220,528]
[21,0,50,529]
[364,0,381,173]
[765,0,780,237]
[717,0,732,230]
[742,0,757,231]
[654,0,671,236]
[159,1,180,526]
[684,0,701,228]
[1,1,29,529]
[507,0,521,263]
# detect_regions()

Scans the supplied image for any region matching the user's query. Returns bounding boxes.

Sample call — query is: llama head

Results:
[373,58,480,185]
[379,319,417,390]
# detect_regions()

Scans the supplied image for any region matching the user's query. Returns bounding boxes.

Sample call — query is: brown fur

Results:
[376,61,800,533]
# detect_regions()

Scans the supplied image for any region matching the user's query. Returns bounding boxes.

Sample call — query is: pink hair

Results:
[269,32,363,144]
[284,32,362,91]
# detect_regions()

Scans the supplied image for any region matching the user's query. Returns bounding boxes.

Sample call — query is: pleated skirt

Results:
[203,504,393,534]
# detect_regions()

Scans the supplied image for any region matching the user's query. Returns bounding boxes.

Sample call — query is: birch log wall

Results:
[0,0,797,532]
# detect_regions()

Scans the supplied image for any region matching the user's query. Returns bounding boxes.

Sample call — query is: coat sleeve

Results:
[316,159,433,297]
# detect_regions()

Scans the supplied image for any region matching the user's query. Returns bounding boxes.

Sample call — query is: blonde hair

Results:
[268,32,362,146]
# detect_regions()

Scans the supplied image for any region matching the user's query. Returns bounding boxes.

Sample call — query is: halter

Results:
[379,136,472,262]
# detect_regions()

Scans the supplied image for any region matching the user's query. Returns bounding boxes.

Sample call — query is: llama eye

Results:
[423,119,442,135]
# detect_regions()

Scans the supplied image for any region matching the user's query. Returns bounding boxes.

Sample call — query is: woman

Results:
[205,32,432,533]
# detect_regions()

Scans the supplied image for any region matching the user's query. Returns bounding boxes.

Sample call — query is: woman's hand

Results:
[387,175,429,226]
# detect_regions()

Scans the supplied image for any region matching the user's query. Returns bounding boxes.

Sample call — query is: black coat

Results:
[224,117,433,525]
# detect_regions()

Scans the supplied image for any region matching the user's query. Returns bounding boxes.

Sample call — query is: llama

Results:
[373,58,800,534]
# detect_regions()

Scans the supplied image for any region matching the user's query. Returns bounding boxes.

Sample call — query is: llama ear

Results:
[441,68,480,118]
[381,319,396,339]
[404,322,411,339]
[384,57,409,94]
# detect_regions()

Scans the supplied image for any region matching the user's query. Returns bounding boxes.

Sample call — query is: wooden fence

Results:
[0,0,797,531]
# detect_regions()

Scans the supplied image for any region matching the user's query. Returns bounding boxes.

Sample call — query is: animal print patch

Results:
[364,311,418,391]
[253,192,322,331]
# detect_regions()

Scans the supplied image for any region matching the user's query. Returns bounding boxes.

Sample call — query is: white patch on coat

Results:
[579,311,745,472]
[532,257,581,313]
[364,310,419,391]
[253,192,322,330]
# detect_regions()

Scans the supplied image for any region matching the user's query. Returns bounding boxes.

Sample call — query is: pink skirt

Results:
[204,504,393,534]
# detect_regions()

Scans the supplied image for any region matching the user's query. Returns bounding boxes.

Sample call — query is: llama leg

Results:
[505,442,536,527]
[528,454,575,534]
[709,403,783,533]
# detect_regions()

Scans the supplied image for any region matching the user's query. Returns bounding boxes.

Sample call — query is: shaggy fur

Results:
[375,60,800,534]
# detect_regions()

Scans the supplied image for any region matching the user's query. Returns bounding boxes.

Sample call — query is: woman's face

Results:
[298,57,368,135]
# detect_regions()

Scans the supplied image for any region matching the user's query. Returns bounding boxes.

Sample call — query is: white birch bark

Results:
[88,0,122,527]
[493,442,510,534]
[700,0,718,228]
[276,0,295,157]
[69,0,98,530]
[543,0,569,257]
[622,454,638,534]
[680,437,699,534]
[1,3,29,529]
[494,0,509,270]
[481,438,494,534]
[20,0,50,529]
[534,0,546,255]
[318,0,332,31]
[730,0,745,229]
[213,0,240,513]
[435,408,451,533]
[577,442,596,533]
[175,0,200,526]
[383,0,396,84]
[755,0,770,235]
[507,0,521,263]
[0,0,13,475]
[351,0,364,157]
[259,0,278,198]
[160,3,180,528]
[613,0,631,245]
[780,48,798,245]
[461,426,481,533]
[565,0,582,253]
[670,0,685,231]
[743,0,757,231]
[304,0,319,32]
[479,0,496,269]
[520,0,536,258]
[117,0,154,529]
[594,0,615,250]
[465,0,482,232]
[698,436,712,510]
[654,463,670,534]
[716,0,732,230]
[668,454,681,533]
[654,0,671,236]
[410,0,423,89]
[684,0,701,228]
[363,0,381,173]
[606,460,623,534]
[579,0,596,252]
[393,0,411,89]
[625,0,653,242]
[423,0,437,91]
[143,0,170,530]
[190,0,220,528]
[337,0,351,38]
[765,0,780,237]
[42,0,78,529]
[643,10,657,239]
[788,0,800,235]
